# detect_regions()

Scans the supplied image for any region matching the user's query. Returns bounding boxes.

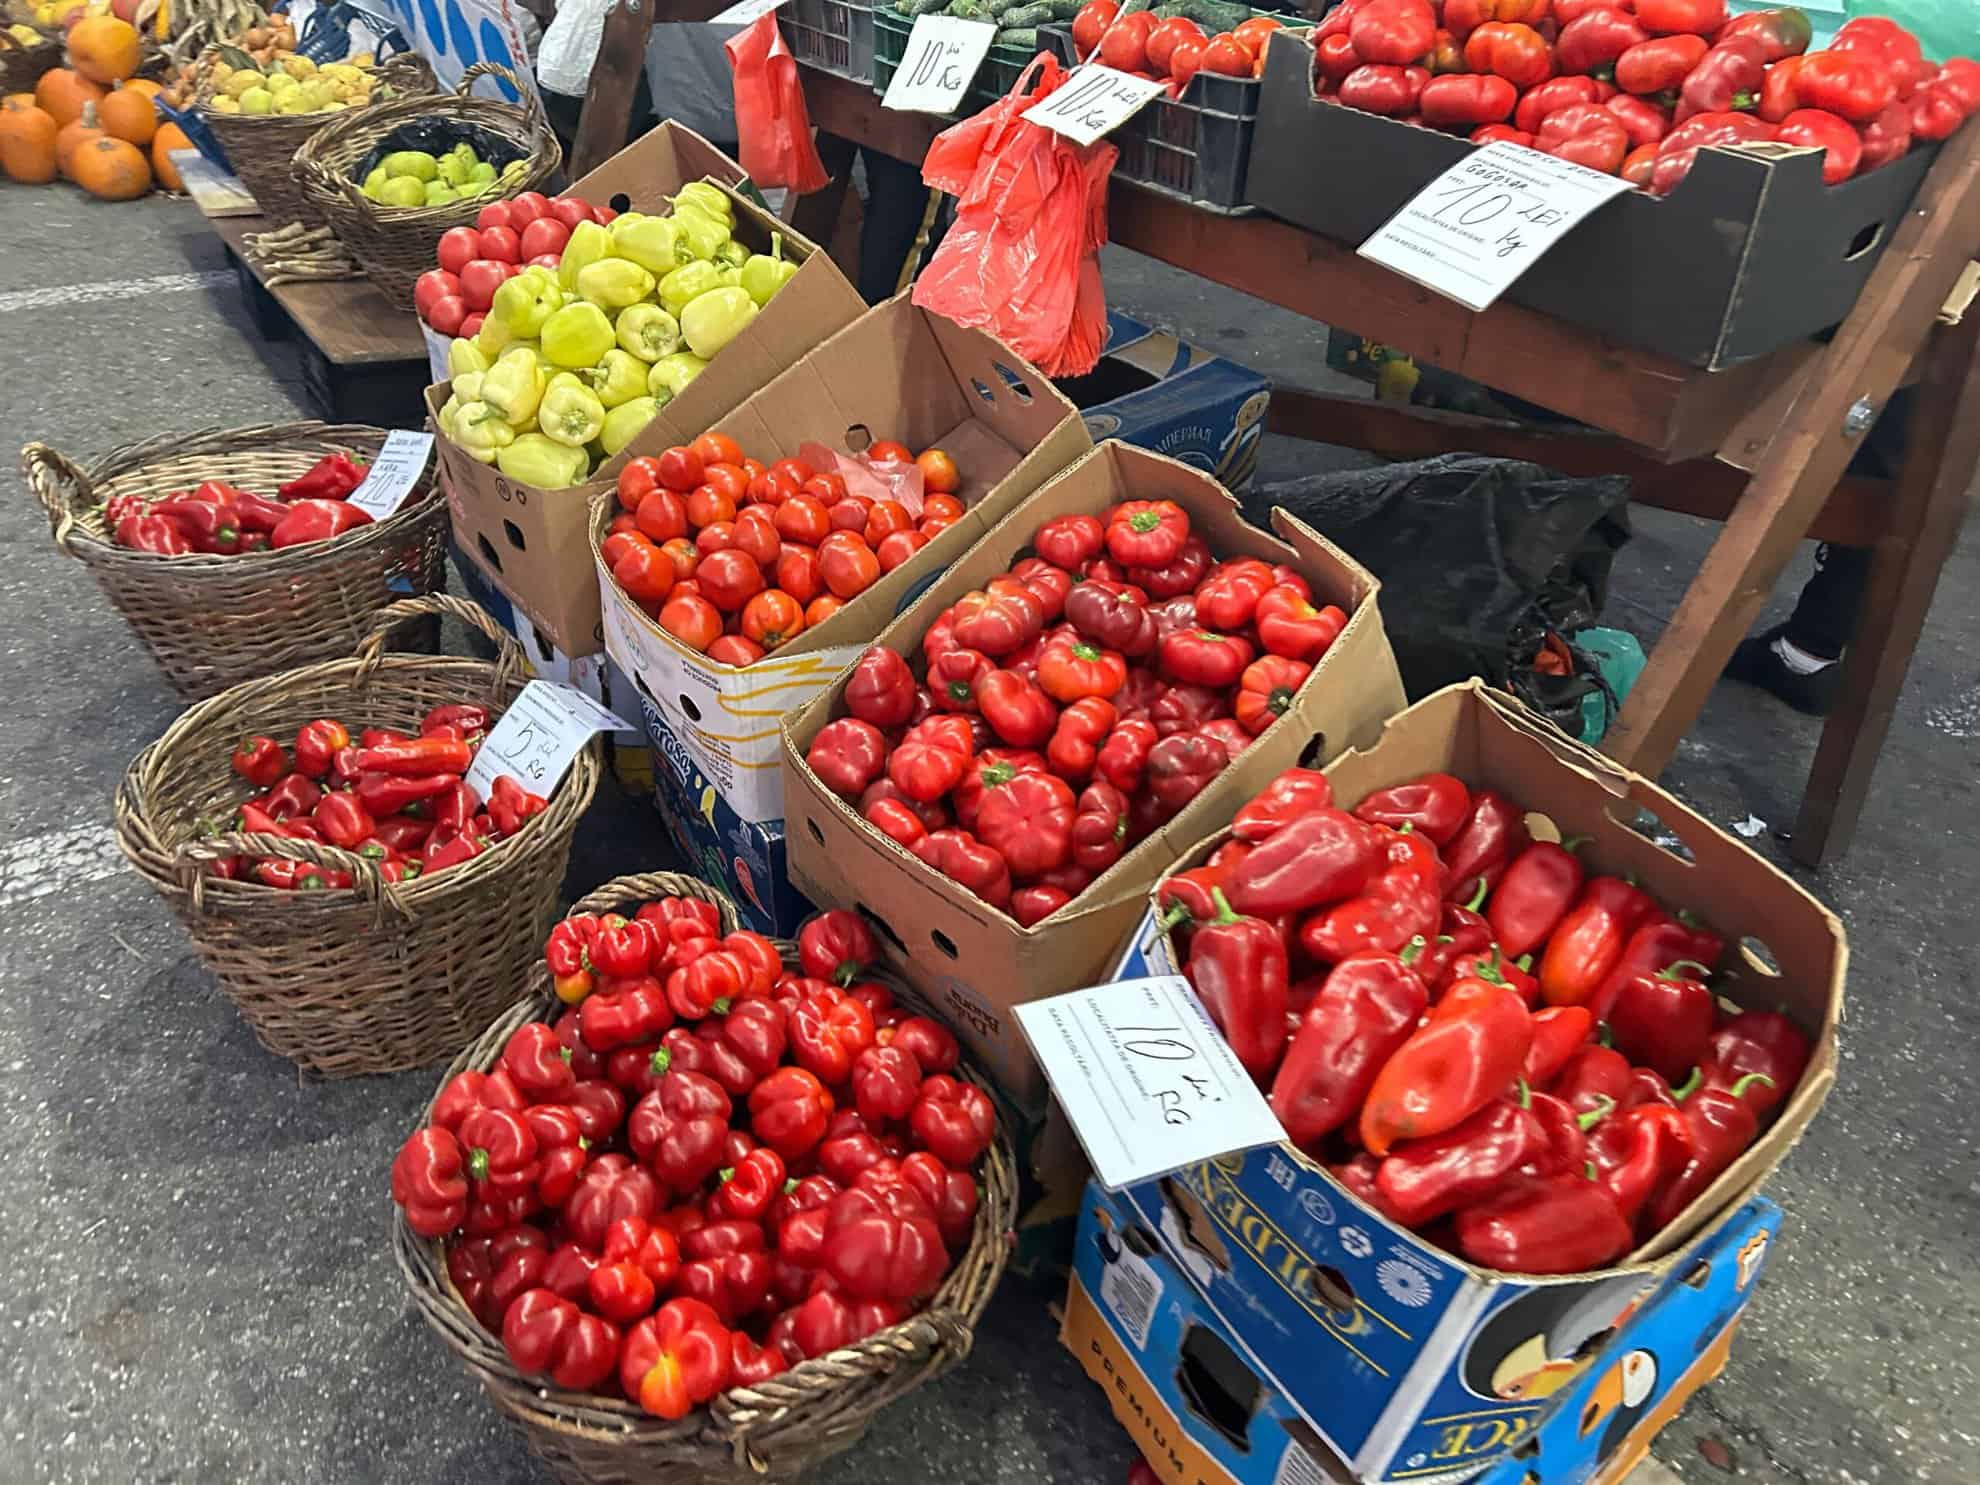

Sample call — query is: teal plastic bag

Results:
[1571,627,1646,746]
[1844,0,1975,61]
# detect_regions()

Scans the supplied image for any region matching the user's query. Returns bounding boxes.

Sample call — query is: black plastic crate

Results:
[872,5,1050,117]
[786,0,876,82]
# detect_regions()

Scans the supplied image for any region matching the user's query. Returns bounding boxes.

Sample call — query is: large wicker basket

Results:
[0,27,60,93]
[396,871,1018,1484]
[196,51,436,228]
[292,63,560,309]
[114,595,602,1078]
[23,421,449,702]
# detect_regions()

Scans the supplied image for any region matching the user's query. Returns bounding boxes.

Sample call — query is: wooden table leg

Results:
[1788,314,1980,866]
[570,0,658,178]
[1601,124,1980,779]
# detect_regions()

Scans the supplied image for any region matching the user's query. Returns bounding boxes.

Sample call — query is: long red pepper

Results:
[1359,965,1534,1155]
[1439,788,1530,902]
[1223,809,1387,918]
[1589,1105,1693,1226]
[1538,875,1658,1007]
[1456,1175,1634,1274]
[1607,961,1715,1083]
[1588,912,1725,1018]
[1486,838,1586,959]
[1185,890,1290,1084]
[1269,940,1428,1151]
[1375,1090,1546,1227]
[1647,1073,1772,1230]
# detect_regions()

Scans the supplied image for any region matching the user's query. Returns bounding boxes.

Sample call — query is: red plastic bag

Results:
[911,55,1116,377]
[725,11,830,194]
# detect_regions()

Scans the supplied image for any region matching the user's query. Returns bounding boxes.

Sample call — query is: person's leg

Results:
[856,147,934,304]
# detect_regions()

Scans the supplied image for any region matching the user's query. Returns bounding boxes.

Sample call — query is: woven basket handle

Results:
[352,593,527,695]
[19,441,94,555]
[457,62,545,135]
[177,830,407,920]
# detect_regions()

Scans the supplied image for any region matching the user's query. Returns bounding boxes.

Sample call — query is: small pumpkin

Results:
[0,100,58,183]
[72,131,149,198]
[33,65,104,125]
[66,15,139,85]
[150,116,188,189]
[55,97,102,177]
[3,92,40,113]
[120,76,162,99]
[98,81,152,144]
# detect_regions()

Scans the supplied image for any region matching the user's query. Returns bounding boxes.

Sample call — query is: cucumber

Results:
[1178,0,1249,28]
[907,0,945,13]
[1044,0,1083,18]
[995,25,1039,44]
[1151,1,1188,15]
[947,0,989,16]
[986,0,1022,16]
[999,3,1053,24]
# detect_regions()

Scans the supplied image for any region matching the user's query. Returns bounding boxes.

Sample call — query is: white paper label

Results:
[347,431,434,521]
[707,0,784,24]
[1357,140,1634,313]
[1014,975,1285,1192]
[1021,64,1167,147]
[1098,1246,1164,1351]
[882,14,996,113]
[465,679,631,800]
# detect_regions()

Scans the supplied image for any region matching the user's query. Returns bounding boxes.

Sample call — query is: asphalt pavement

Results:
[0,185,1974,1485]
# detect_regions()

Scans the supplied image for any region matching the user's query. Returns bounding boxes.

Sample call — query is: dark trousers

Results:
[856,147,936,304]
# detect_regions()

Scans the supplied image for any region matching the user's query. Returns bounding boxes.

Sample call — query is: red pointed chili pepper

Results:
[1456,1174,1634,1273]
[1697,1010,1808,1119]
[1359,969,1534,1155]
[353,736,474,777]
[1647,1073,1772,1230]
[1183,889,1290,1083]
[1486,838,1585,959]
[1376,1089,1548,1227]
[1270,941,1427,1150]
[1589,1104,1693,1226]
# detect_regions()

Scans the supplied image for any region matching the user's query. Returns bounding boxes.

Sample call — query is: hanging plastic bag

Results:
[911,55,1116,377]
[536,0,610,97]
[724,11,830,194]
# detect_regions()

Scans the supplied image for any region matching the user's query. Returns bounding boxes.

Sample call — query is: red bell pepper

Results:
[1105,499,1191,568]
[564,1153,662,1249]
[1231,656,1312,736]
[1590,914,1724,1016]
[888,716,975,803]
[1521,1005,1595,1087]
[620,1298,733,1418]
[309,791,372,851]
[1150,682,1227,739]
[1646,1073,1772,1230]
[1908,78,1972,142]
[970,670,1056,749]
[431,1068,526,1134]
[821,1184,948,1302]
[845,646,917,727]
[1795,50,1897,122]
[1589,1104,1693,1225]
[1146,732,1229,816]
[913,828,1013,909]
[279,450,367,500]
[499,1022,576,1102]
[1227,769,1331,844]
[540,1240,599,1303]
[1359,970,1534,1154]
[675,1233,774,1325]
[1442,0,1548,38]
[1353,774,1470,847]
[1334,63,1426,116]
[487,775,547,838]
[569,1079,626,1142]
[1538,875,1657,1007]
[1095,717,1159,795]
[1254,586,1346,663]
[790,989,878,1087]
[1716,6,1809,62]
[579,978,674,1052]
[1614,33,1707,94]
[850,1044,924,1124]
[796,910,876,987]
[1699,1010,1808,1119]
[1037,635,1128,705]
[1634,0,1721,32]
[523,1104,588,1206]
[1069,780,1129,876]
[730,1332,792,1386]
[448,1227,550,1330]
[1270,943,1428,1150]
[1047,697,1118,783]
[457,1106,539,1199]
[1550,1042,1632,1114]
[865,796,928,849]
[1225,809,1384,918]
[390,1127,469,1237]
[814,1110,894,1187]
[1464,22,1553,86]
[1127,536,1213,600]
[976,770,1077,879]
[1155,628,1252,690]
[1831,14,1931,96]
[1538,102,1631,171]
[1456,1175,1634,1273]
[1192,558,1275,631]
[270,498,373,549]
[1035,514,1105,569]
[292,719,350,780]
[953,583,1045,658]
[1516,75,1607,133]
[1438,788,1530,903]
[1673,35,1767,121]
[1349,0,1435,63]
[1606,961,1714,1081]
[1064,581,1159,658]
[629,1069,732,1191]
[909,1074,995,1168]
[805,718,888,800]
[1184,890,1290,1082]
[1556,9,1651,75]
[230,735,288,788]
[884,1016,959,1076]
[1297,844,1441,963]
[1486,839,1585,958]
[952,749,1044,832]
[1376,1091,1548,1227]
[928,648,993,713]
[502,1288,620,1392]
[887,1151,978,1249]
[749,1066,835,1161]
[1415,883,1493,992]
[603,1213,684,1292]
[113,512,193,555]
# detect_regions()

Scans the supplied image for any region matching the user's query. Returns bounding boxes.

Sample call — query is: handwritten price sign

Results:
[1021,63,1167,147]
[464,680,631,802]
[883,14,996,113]
[1014,975,1284,1190]
[1357,140,1633,312]
[346,430,434,522]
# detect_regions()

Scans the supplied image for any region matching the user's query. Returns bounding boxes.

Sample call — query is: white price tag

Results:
[1014,975,1285,1192]
[1021,64,1167,147]
[882,14,996,113]
[1357,140,1633,313]
[346,431,434,522]
[465,680,632,800]
[707,0,785,24]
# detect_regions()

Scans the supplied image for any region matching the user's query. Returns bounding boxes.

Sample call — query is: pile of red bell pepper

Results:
[104,453,376,556]
[390,907,995,1416]
[1315,2,1979,190]
[209,704,547,888]
[605,432,963,665]
[1163,766,1812,1274]
[803,499,1348,926]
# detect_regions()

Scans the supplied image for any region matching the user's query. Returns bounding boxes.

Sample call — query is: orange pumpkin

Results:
[55,98,102,178]
[34,67,105,126]
[120,77,163,99]
[72,132,149,198]
[3,92,39,114]
[67,16,140,86]
[150,118,189,190]
[0,101,58,183]
[98,84,153,145]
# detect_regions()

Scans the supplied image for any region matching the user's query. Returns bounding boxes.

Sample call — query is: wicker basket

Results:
[195,51,436,228]
[0,27,60,93]
[396,871,1018,1484]
[292,63,561,309]
[114,595,602,1078]
[23,420,449,702]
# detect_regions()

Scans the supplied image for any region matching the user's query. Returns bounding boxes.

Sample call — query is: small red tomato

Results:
[774,495,832,546]
[701,462,749,504]
[636,491,688,544]
[828,496,874,534]
[742,589,807,649]
[807,594,845,627]
[697,548,767,612]
[819,532,882,600]
[706,634,766,666]
[660,592,724,651]
[657,446,704,494]
[1072,0,1118,57]
[915,448,961,494]
[692,432,745,468]
[694,521,737,556]
[659,537,699,581]
[1146,15,1204,74]
[687,486,737,529]
[866,440,913,464]
[864,500,913,546]
[877,529,929,572]
[1100,9,1155,70]
[922,494,964,522]
[1199,32,1251,75]
[733,509,781,566]
[776,543,823,605]
[771,457,815,488]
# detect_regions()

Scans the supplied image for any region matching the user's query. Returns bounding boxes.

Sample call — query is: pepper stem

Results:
[1157,901,1195,935]
[1576,1095,1614,1130]
[1671,1065,1703,1101]
[717,1167,735,1184]
[1729,1072,1776,1100]
[1464,877,1489,912]
[1515,1077,1531,1109]
[1660,960,1712,982]
[1208,888,1243,926]
[1558,835,1591,853]
[1399,935,1425,968]
[1515,954,1533,972]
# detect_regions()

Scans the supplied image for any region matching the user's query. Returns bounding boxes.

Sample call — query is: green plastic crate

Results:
[871,4,1049,116]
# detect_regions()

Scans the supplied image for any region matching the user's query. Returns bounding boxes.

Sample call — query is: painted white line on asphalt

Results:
[0,271,236,316]
[0,824,128,908]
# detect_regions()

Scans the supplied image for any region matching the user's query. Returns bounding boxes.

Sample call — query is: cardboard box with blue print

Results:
[1056,312,1272,493]
[1063,1179,1783,1485]
[1095,681,1841,1483]
[599,294,1093,827]
[642,697,813,937]
[780,440,1405,1111]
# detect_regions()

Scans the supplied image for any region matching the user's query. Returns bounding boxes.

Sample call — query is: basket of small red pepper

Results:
[391,884,1015,1483]
[114,595,600,1077]
[21,420,448,702]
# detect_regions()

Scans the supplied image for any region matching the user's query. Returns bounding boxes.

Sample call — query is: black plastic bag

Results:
[1245,454,1632,697]
[353,120,526,184]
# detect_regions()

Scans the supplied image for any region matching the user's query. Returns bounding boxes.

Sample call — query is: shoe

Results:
[1723,625,1844,717]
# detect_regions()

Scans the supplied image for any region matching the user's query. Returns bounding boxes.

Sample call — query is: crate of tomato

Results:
[780,439,1405,1107]
[1245,5,1980,366]
[1104,680,1842,1483]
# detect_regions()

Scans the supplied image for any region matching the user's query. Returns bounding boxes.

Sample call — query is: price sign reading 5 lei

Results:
[1358,140,1634,313]
[1021,63,1167,147]
[465,680,631,802]
[1014,975,1285,1191]
[882,14,996,113]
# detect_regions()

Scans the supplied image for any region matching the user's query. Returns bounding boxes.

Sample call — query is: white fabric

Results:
[537,0,612,96]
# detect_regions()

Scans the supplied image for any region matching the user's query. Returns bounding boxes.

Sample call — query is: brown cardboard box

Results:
[431,132,867,655]
[781,440,1406,1107]
[598,295,1094,825]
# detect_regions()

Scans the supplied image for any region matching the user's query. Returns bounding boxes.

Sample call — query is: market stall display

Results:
[23,421,446,699]
[394,879,1015,1483]
[114,596,599,1076]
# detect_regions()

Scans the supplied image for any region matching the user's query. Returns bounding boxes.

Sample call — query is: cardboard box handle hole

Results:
[929,927,959,959]
[475,533,504,573]
[1603,802,1697,866]
[1683,1258,1713,1290]
[856,906,906,956]
[503,520,527,553]
[1845,221,1883,261]
[804,816,825,846]
[608,191,632,213]
[991,362,1033,404]
[1738,937,1781,976]
[1306,1264,1358,1321]
[677,693,704,723]
[970,378,997,407]
[844,423,872,453]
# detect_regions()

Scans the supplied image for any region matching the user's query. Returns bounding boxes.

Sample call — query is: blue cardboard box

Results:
[643,698,813,937]
[1066,1179,1781,1485]
[1059,312,1272,492]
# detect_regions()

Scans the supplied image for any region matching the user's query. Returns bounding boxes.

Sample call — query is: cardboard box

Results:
[781,440,1405,1108]
[1102,681,1843,1482]
[431,131,867,655]
[643,697,815,937]
[1243,31,1939,369]
[1065,1179,1783,1485]
[600,296,1094,826]
[1055,311,1273,493]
